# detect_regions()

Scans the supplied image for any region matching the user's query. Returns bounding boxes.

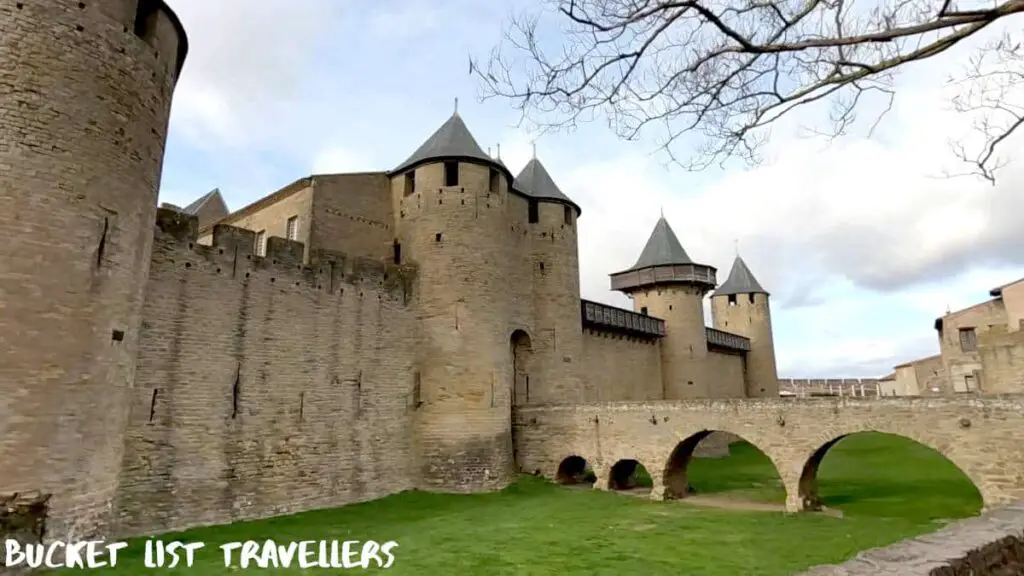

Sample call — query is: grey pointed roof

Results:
[182,188,225,215]
[625,217,694,271]
[714,256,769,296]
[513,157,580,213]
[392,112,497,174]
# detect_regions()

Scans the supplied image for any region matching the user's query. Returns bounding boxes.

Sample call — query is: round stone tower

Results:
[389,111,516,492]
[513,155,584,404]
[0,0,188,539]
[711,256,780,397]
[610,217,717,398]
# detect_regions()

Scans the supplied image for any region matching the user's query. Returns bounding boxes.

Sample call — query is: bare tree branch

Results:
[472,0,1024,179]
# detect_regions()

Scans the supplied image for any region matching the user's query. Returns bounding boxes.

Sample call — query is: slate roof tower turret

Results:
[711,255,779,397]
[388,108,517,493]
[513,151,584,403]
[610,216,717,399]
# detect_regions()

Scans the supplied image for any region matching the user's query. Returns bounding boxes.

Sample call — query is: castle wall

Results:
[939,298,1007,393]
[581,330,663,401]
[197,182,313,261]
[705,350,747,398]
[0,0,186,541]
[528,201,584,403]
[1001,280,1024,334]
[390,160,517,492]
[711,293,779,397]
[310,173,394,261]
[978,324,1024,394]
[630,287,711,399]
[116,210,418,537]
[506,193,536,341]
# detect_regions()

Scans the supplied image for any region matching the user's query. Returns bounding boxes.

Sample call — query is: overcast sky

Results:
[158,0,1024,379]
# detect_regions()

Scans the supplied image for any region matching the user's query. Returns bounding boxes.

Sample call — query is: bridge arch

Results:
[662,430,788,501]
[555,455,596,486]
[797,430,985,513]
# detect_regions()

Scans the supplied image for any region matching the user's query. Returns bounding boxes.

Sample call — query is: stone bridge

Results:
[512,396,1024,512]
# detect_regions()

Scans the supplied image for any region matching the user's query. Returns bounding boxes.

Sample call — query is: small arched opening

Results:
[509,330,532,407]
[608,459,652,494]
[798,431,983,520]
[663,431,784,503]
[555,455,596,486]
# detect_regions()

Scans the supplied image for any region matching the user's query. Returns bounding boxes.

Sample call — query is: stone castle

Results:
[7,5,1024,569]
[0,0,781,542]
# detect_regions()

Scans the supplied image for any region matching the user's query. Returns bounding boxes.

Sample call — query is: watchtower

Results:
[513,154,584,403]
[610,217,717,398]
[389,110,516,492]
[0,0,188,540]
[711,256,779,397]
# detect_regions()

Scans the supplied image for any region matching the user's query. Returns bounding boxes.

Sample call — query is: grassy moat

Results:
[66,433,982,575]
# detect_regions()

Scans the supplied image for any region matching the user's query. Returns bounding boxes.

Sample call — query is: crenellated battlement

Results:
[152,208,416,301]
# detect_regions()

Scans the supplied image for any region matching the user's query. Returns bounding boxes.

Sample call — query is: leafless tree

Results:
[472,0,1024,182]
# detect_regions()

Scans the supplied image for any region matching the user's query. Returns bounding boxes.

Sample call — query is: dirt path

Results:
[561,484,844,517]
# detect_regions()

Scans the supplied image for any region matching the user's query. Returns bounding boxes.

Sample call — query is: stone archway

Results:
[510,330,532,407]
[798,431,984,514]
[662,430,787,502]
[608,459,652,493]
[555,455,596,486]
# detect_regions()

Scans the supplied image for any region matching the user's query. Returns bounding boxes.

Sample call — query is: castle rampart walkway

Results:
[512,396,1024,512]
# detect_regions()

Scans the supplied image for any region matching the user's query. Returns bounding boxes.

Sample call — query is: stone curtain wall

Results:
[799,502,1024,575]
[581,330,664,402]
[115,210,418,537]
[512,396,1024,512]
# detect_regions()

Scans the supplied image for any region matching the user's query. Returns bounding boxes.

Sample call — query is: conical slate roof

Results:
[714,256,769,296]
[625,217,694,271]
[513,157,580,213]
[392,112,496,174]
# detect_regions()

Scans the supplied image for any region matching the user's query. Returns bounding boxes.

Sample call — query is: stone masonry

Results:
[798,501,1024,575]
[512,396,1024,512]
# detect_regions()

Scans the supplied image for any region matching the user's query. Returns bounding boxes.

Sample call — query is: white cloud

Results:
[312,147,376,174]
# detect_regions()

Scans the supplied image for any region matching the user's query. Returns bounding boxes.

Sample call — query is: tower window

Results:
[958,327,977,352]
[254,230,266,256]
[640,307,648,316]
[444,162,459,186]
[134,0,159,43]
[489,168,499,193]
[564,205,572,225]
[728,294,737,306]
[286,216,298,241]
[528,199,539,223]
[392,241,402,264]
[404,171,415,196]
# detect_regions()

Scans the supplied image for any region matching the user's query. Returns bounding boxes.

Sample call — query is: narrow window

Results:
[404,171,415,196]
[958,327,977,352]
[748,293,756,304]
[254,230,266,256]
[564,205,572,225]
[444,162,459,186]
[528,199,539,223]
[489,168,499,193]
[964,374,977,392]
[286,216,298,241]
[728,294,737,306]
[392,241,402,264]
[133,0,159,41]
[640,306,648,316]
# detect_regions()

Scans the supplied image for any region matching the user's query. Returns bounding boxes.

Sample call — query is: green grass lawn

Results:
[61,432,982,575]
